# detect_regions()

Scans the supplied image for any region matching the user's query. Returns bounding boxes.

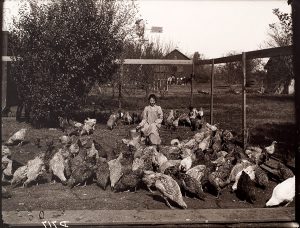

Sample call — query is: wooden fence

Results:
[119,45,293,149]
[1,44,293,149]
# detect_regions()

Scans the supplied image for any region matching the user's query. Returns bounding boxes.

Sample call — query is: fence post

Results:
[118,63,123,109]
[242,52,247,149]
[210,59,215,124]
[2,31,8,111]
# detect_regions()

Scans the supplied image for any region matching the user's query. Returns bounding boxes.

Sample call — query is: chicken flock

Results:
[2,109,295,209]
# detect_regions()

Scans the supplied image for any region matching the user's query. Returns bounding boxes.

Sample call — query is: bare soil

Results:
[2,118,295,211]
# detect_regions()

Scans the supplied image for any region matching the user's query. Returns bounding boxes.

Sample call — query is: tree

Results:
[121,37,174,97]
[263,8,293,92]
[218,51,263,85]
[10,0,137,126]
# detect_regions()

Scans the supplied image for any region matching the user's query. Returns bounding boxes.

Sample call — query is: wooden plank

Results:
[121,59,193,65]
[2,208,295,226]
[197,46,293,65]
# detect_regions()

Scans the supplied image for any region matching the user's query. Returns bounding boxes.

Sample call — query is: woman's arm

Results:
[137,106,148,128]
[154,106,163,124]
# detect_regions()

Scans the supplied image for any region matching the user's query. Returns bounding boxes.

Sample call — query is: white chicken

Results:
[11,165,28,187]
[2,155,13,181]
[107,113,119,130]
[179,155,193,172]
[6,128,27,146]
[170,139,181,147]
[266,176,295,207]
[49,147,70,183]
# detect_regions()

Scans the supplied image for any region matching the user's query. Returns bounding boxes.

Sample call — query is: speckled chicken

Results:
[113,169,143,192]
[6,128,27,146]
[108,153,124,189]
[142,171,187,209]
[276,162,294,181]
[67,156,95,188]
[266,176,295,207]
[253,165,269,188]
[178,172,206,200]
[236,171,256,204]
[12,153,46,187]
[95,158,110,190]
[185,164,207,184]
[208,158,234,197]
[212,130,222,152]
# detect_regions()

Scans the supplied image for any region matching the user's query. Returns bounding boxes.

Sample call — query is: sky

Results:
[3,0,291,59]
[136,0,291,58]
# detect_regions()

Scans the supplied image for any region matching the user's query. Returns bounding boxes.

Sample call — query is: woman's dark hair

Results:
[148,94,157,101]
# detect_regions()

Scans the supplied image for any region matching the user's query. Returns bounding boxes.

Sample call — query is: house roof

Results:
[164,49,191,60]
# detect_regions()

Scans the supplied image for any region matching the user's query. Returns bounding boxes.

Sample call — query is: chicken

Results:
[113,169,143,192]
[122,111,133,125]
[49,147,70,184]
[276,162,294,181]
[212,130,222,152]
[6,128,27,146]
[208,158,234,197]
[69,119,83,129]
[253,165,269,188]
[205,123,218,132]
[2,145,11,157]
[198,135,211,151]
[178,172,206,200]
[232,165,256,191]
[245,146,266,164]
[227,160,253,183]
[87,142,99,159]
[264,141,277,155]
[179,155,193,172]
[222,129,234,142]
[67,156,95,188]
[108,153,124,189]
[107,113,119,130]
[166,110,175,128]
[236,171,256,204]
[69,139,81,156]
[2,155,13,180]
[95,158,110,190]
[11,154,46,187]
[170,139,180,147]
[11,165,28,187]
[266,176,295,207]
[59,135,72,145]
[160,160,181,174]
[80,118,96,135]
[186,165,207,184]
[178,113,191,127]
[142,171,187,209]
[92,140,108,159]
[132,112,142,124]
[172,118,180,131]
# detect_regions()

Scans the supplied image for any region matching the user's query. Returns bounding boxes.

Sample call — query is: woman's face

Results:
[149,97,156,106]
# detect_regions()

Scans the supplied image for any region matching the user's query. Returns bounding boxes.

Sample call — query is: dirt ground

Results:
[1,118,295,211]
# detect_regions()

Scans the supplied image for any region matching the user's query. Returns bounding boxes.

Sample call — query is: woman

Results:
[136,94,163,145]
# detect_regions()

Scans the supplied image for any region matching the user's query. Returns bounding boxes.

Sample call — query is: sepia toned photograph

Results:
[1,0,298,227]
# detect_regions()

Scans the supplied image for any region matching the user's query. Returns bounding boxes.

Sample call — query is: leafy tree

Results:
[263,8,293,92]
[10,0,137,126]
